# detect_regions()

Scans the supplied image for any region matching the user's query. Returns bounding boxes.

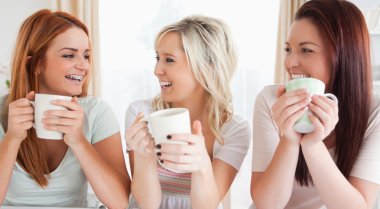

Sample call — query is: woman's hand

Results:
[125,112,154,155]
[271,85,311,143]
[301,95,339,144]
[43,97,85,146]
[158,120,212,173]
[5,91,35,142]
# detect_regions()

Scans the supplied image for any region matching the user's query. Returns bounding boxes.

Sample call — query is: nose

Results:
[75,56,90,71]
[284,51,299,70]
[154,60,165,77]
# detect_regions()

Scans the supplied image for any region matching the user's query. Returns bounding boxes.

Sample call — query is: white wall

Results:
[0,0,55,63]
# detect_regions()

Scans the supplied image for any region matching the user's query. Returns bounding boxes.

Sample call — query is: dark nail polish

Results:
[160,160,164,164]
[167,135,172,139]
[156,144,161,149]
[156,152,161,156]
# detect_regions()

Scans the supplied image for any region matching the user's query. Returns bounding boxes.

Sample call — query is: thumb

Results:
[25,91,35,101]
[276,85,286,98]
[192,120,203,136]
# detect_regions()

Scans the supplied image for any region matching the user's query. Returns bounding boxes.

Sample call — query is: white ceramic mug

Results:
[285,78,338,133]
[144,108,191,173]
[145,108,191,145]
[31,93,72,140]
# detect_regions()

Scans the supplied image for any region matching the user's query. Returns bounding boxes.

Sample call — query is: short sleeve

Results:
[350,96,380,184]
[81,98,120,144]
[213,116,251,171]
[0,95,7,141]
[0,122,4,140]
[251,86,281,172]
[125,103,139,131]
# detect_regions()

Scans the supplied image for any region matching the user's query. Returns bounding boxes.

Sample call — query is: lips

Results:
[65,74,84,82]
[291,74,310,79]
[160,81,172,88]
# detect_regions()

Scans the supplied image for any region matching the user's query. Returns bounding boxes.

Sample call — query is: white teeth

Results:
[291,74,310,79]
[65,74,83,81]
[159,81,172,87]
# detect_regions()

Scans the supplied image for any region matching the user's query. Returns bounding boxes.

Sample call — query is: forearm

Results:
[0,135,21,204]
[190,161,219,209]
[70,138,129,209]
[131,153,161,209]
[301,140,368,209]
[252,139,300,209]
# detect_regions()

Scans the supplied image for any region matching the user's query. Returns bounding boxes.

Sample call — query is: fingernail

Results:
[156,152,161,156]
[156,144,161,149]
[167,135,171,139]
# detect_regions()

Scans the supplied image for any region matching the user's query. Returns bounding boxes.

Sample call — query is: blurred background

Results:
[0,0,379,208]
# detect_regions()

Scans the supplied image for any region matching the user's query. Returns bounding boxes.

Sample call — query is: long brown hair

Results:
[1,9,90,187]
[293,0,372,186]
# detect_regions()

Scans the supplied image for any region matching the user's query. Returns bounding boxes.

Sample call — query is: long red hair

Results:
[293,0,372,186]
[1,9,90,187]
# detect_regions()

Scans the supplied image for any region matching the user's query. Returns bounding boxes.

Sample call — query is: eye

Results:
[166,58,174,63]
[284,47,292,54]
[62,54,74,59]
[84,54,90,60]
[301,48,313,53]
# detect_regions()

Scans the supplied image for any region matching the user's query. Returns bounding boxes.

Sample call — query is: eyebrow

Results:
[285,41,320,47]
[156,51,176,57]
[58,47,90,53]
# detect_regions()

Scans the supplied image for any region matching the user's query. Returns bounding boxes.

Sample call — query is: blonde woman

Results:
[125,15,251,209]
[0,9,130,208]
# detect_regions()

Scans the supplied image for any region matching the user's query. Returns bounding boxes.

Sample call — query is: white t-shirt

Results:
[251,85,380,209]
[125,99,252,209]
[0,96,120,207]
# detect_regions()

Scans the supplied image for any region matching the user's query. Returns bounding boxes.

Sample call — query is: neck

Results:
[173,93,208,124]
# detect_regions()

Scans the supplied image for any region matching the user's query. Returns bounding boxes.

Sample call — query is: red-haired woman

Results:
[0,9,130,208]
[250,0,380,208]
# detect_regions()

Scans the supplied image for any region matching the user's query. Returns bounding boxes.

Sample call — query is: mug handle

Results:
[29,101,36,129]
[324,93,338,103]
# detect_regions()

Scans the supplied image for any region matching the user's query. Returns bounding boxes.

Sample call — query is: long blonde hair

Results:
[1,9,90,187]
[153,15,237,144]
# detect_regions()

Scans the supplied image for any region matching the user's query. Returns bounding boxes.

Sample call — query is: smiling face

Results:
[38,27,90,96]
[285,18,331,86]
[154,32,205,105]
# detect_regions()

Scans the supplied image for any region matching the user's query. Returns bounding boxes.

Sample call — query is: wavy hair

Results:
[152,15,238,144]
[1,9,90,187]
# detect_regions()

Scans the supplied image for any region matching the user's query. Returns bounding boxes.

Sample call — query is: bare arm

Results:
[301,140,379,209]
[126,113,162,209]
[44,98,129,209]
[0,135,22,204]
[300,95,379,209]
[69,133,130,209]
[0,93,34,204]
[191,159,237,209]
[251,87,310,208]
[251,139,299,209]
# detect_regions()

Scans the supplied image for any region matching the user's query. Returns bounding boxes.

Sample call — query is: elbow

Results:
[252,188,285,209]
[103,198,129,209]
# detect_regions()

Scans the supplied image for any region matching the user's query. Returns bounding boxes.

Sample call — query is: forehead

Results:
[156,32,184,52]
[287,18,324,45]
[49,27,89,50]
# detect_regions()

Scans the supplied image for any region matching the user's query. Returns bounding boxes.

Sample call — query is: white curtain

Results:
[274,0,306,84]
[54,0,101,96]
